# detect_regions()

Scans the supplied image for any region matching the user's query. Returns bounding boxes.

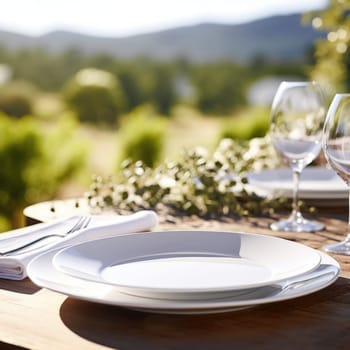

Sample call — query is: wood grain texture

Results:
[1,211,350,349]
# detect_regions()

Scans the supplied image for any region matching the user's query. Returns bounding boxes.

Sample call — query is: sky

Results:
[0,0,328,37]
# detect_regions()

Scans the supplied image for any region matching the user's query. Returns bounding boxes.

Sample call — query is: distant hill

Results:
[0,13,325,63]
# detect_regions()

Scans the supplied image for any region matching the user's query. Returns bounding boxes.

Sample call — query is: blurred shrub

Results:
[0,113,87,229]
[117,106,166,168]
[219,107,270,141]
[63,68,126,125]
[25,114,88,198]
[0,80,37,117]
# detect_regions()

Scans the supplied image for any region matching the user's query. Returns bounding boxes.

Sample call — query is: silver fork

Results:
[0,216,91,256]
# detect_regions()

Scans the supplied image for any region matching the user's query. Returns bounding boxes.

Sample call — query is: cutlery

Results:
[278,263,338,294]
[206,263,338,302]
[0,216,91,256]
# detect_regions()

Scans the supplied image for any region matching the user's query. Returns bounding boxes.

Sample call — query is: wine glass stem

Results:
[291,170,302,221]
[346,186,350,244]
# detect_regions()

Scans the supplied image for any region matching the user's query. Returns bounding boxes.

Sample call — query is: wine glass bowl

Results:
[322,93,350,254]
[269,81,326,232]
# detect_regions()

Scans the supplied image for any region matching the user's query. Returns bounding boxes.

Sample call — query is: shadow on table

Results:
[59,277,350,350]
[0,278,40,294]
[0,341,29,350]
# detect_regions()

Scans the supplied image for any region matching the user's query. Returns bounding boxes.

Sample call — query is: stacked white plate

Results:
[27,230,340,314]
[247,166,347,206]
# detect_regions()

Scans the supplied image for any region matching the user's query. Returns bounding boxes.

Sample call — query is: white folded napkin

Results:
[0,210,158,280]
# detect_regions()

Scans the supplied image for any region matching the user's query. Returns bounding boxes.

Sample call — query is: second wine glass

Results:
[322,93,350,255]
[269,81,326,232]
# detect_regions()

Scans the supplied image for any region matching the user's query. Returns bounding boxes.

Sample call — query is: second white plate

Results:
[52,230,321,300]
[247,166,347,200]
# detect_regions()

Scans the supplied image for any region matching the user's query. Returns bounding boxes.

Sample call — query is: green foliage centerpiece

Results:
[85,137,293,218]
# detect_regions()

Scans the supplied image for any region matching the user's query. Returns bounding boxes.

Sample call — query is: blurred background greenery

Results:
[0,0,347,230]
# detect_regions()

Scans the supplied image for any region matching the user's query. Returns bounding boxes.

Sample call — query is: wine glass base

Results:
[324,241,350,255]
[270,217,324,233]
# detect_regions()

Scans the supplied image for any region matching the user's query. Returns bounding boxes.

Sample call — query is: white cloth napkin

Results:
[0,210,158,280]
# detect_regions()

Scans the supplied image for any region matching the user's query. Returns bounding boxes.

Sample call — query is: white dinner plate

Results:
[247,166,347,201]
[27,248,339,314]
[52,230,321,300]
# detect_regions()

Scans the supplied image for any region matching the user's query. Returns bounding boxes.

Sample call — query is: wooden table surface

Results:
[1,208,350,350]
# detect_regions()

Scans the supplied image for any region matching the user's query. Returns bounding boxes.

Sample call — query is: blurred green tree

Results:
[191,62,248,114]
[63,68,126,125]
[112,59,177,115]
[305,0,350,99]
[149,64,177,115]
[0,80,37,117]
[110,60,153,111]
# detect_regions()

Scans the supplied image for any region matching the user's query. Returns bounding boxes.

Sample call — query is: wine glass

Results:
[269,81,326,232]
[322,93,350,254]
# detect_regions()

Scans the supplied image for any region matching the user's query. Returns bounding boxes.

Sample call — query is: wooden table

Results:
[1,207,350,349]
